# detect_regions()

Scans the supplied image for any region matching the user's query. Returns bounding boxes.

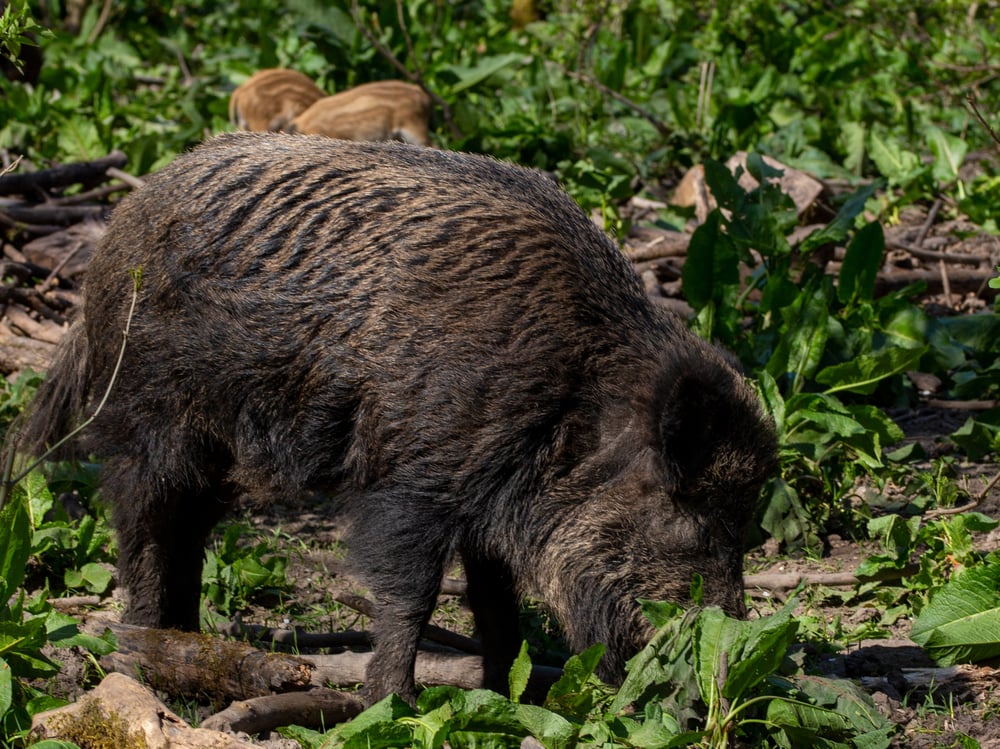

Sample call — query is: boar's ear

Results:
[656,353,765,494]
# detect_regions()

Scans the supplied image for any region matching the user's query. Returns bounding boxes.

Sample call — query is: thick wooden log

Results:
[99,622,315,702]
[202,689,363,734]
[30,672,258,748]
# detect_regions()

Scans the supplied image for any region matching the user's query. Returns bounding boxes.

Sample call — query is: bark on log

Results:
[99,622,315,702]
[30,672,258,749]
[0,151,128,195]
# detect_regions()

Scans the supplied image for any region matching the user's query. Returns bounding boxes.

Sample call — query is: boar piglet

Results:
[22,133,777,705]
[229,68,326,132]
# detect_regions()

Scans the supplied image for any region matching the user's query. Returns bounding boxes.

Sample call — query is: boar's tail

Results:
[16,318,93,459]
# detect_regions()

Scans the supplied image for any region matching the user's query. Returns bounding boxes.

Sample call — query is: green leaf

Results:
[0,659,11,718]
[911,556,1000,665]
[0,492,30,604]
[868,131,925,186]
[64,562,113,595]
[816,346,927,395]
[682,210,739,311]
[722,600,798,702]
[798,182,878,255]
[332,693,415,748]
[514,704,577,749]
[927,125,968,185]
[837,221,884,304]
[444,53,524,94]
[508,641,531,704]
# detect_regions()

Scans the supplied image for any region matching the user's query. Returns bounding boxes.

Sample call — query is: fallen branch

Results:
[0,151,127,196]
[745,564,919,593]
[98,621,315,702]
[336,592,482,654]
[201,688,363,734]
[887,239,991,266]
[95,620,562,706]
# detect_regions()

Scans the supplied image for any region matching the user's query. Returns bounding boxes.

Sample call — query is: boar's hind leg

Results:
[462,554,521,696]
[103,457,236,631]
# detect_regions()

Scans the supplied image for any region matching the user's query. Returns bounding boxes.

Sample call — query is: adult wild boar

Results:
[22,133,777,705]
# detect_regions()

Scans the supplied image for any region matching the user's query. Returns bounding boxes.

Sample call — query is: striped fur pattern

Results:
[288,80,432,146]
[22,133,776,705]
[228,68,326,132]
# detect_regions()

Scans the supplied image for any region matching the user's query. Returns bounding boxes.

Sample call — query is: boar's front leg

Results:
[461,553,521,695]
[352,502,453,706]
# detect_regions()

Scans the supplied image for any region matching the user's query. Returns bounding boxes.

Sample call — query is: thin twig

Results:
[105,167,146,190]
[349,0,462,140]
[914,197,942,248]
[967,92,1000,149]
[38,242,85,294]
[561,67,672,138]
[85,0,113,44]
[6,269,143,489]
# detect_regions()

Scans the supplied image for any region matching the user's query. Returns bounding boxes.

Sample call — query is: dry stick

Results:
[914,197,942,248]
[349,0,462,140]
[886,240,989,266]
[105,167,146,190]
[4,270,142,497]
[85,0,114,45]
[335,593,482,655]
[967,92,1000,149]
[561,67,672,139]
[37,241,85,294]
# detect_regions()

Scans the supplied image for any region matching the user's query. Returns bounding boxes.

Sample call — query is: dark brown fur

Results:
[22,133,777,705]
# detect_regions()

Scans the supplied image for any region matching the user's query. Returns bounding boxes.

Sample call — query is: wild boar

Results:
[22,133,777,705]
[288,80,432,146]
[228,68,325,132]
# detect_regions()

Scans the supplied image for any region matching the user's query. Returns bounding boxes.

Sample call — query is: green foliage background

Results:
[1,0,1000,745]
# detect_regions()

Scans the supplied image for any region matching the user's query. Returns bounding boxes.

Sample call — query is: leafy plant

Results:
[284,601,894,748]
[201,521,292,624]
[0,472,115,741]
[910,551,1000,666]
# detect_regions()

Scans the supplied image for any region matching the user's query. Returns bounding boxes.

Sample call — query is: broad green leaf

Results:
[333,693,414,747]
[64,562,113,595]
[692,607,743,706]
[911,556,1000,665]
[682,210,739,310]
[798,182,878,255]
[868,131,924,186]
[837,220,884,304]
[0,659,11,717]
[927,125,968,184]
[610,605,697,715]
[816,346,927,395]
[839,121,867,174]
[760,479,820,552]
[508,641,531,704]
[0,493,30,604]
[514,704,577,749]
[21,469,53,528]
[445,53,524,94]
[722,600,798,702]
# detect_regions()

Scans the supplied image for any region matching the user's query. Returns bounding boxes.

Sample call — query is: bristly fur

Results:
[22,133,778,705]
